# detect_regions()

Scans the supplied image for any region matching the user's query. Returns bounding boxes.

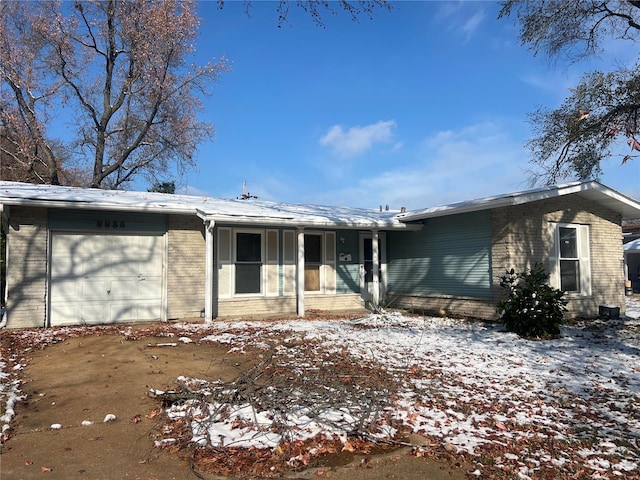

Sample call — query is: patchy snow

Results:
[103,413,117,423]
[1,298,640,478]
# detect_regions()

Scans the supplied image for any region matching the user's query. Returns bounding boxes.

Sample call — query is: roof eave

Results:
[397,181,640,222]
[196,210,422,230]
[0,198,194,216]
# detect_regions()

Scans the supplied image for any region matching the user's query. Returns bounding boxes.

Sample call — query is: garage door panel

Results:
[82,256,110,275]
[137,278,163,298]
[80,304,109,324]
[49,305,81,326]
[50,233,165,326]
[81,280,110,299]
[109,279,140,298]
[50,279,82,299]
[118,301,161,321]
[50,256,78,276]
[83,235,118,253]
[107,259,140,276]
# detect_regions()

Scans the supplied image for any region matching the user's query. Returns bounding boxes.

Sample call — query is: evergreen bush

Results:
[497,263,567,339]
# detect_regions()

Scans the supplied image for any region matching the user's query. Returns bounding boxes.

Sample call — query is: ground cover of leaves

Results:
[1,310,639,479]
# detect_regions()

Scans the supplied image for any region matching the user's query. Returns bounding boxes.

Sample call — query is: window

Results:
[235,232,262,294]
[559,227,579,292]
[550,223,591,295]
[304,234,322,292]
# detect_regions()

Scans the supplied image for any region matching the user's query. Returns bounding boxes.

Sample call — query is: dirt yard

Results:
[1,328,468,480]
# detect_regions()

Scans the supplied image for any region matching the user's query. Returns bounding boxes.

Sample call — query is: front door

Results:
[359,232,386,307]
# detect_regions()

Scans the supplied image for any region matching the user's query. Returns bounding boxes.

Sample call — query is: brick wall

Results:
[216,294,366,319]
[6,206,48,328]
[491,195,624,318]
[166,215,206,319]
[390,294,496,319]
[217,296,297,318]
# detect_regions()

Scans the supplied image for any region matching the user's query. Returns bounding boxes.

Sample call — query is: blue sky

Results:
[170,0,640,210]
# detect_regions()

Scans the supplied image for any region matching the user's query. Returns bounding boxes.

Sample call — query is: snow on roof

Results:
[1,180,638,229]
[397,180,640,221]
[0,181,410,230]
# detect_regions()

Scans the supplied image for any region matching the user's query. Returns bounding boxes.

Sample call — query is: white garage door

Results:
[50,233,164,326]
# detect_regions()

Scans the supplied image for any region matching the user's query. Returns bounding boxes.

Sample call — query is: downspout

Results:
[204,219,215,322]
[297,228,305,317]
[0,204,7,328]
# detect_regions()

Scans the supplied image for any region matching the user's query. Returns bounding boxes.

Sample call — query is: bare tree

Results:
[0,0,227,189]
[500,0,640,185]
[1,0,391,189]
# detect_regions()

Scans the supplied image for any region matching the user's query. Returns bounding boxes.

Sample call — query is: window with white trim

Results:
[235,232,262,294]
[549,223,591,295]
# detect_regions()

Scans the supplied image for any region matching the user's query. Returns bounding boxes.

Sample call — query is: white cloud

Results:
[461,10,486,43]
[319,120,396,158]
[308,121,531,210]
[434,2,487,43]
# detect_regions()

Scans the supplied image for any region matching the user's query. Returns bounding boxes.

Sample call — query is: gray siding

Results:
[387,211,492,298]
[48,209,167,233]
[335,230,360,294]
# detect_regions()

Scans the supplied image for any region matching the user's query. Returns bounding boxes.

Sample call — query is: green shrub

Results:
[497,263,567,339]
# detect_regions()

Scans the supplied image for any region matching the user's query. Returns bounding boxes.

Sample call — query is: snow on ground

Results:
[2,299,640,479]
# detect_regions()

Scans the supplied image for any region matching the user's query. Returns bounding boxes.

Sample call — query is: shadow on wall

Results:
[7,220,164,327]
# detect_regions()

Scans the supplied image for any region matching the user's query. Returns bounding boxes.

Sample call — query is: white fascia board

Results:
[195,210,422,230]
[0,197,195,216]
[588,183,640,219]
[397,181,640,222]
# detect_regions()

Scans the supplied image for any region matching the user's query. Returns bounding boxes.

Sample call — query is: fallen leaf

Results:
[342,441,355,453]
[146,409,161,419]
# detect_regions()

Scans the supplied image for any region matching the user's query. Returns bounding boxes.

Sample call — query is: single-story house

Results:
[0,180,639,329]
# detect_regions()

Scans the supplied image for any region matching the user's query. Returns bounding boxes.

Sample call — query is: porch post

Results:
[372,229,380,307]
[297,228,305,317]
[204,219,215,322]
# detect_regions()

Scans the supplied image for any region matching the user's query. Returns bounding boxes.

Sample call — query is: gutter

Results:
[0,198,195,216]
[195,210,423,231]
[396,180,640,222]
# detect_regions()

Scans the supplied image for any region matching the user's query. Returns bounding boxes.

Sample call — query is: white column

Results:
[372,229,380,307]
[204,219,215,322]
[297,228,305,317]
